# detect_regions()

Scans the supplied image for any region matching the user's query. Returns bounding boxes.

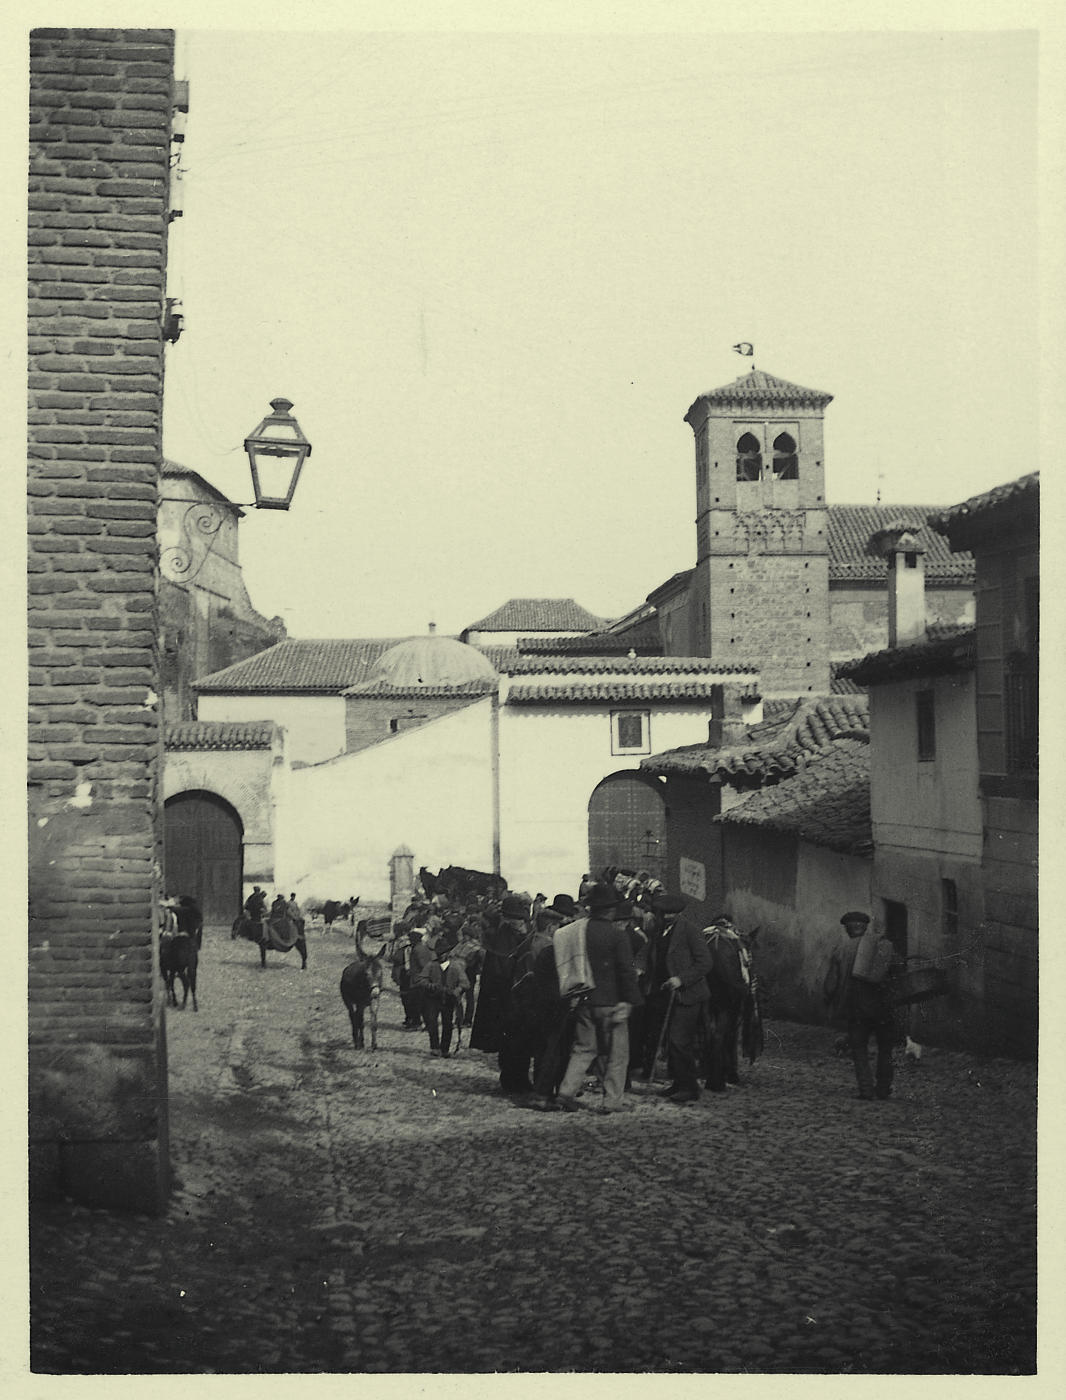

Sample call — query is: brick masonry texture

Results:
[28,28,175,1213]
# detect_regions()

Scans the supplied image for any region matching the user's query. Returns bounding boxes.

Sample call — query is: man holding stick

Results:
[645,893,713,1104]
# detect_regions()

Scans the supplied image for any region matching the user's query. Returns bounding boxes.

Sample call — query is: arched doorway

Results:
[588,771,667,881]
[164,791,243,926]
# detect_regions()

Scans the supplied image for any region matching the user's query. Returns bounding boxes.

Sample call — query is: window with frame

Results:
[736,432,762,482]
[612,710,650,755]
[916,689,936,761]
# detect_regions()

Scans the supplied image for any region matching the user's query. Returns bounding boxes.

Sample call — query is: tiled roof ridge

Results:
[507,679,736,704]
[502,654,757,676]
[516,629,664,655]
[928,472,1039,534]
[713,739,871,854]
[689,368,834,409]
[343,678,496,698]
[165,719,278,750]
[838,627,977,685]
[641,694,868,782]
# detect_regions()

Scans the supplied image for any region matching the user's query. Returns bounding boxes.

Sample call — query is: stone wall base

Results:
[30,1137,170,1216]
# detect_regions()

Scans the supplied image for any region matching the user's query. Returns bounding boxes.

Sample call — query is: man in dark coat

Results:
[824,911,902,1100]
[555,883,640,1114]
[645,893,713,1103]
[469,895,539,1094]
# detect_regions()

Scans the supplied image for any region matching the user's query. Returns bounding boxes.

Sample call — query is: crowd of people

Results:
[171,869,907,1104]
[370,870,767,1112]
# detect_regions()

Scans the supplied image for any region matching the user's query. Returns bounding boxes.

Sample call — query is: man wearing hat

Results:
[524,895,583,1106]
[470,894,541,1094]
[554,882,640,1114]
[644,893,713,1103]
[824,911,902,1100]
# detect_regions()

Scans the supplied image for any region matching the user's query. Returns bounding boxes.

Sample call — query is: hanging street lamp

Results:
[243,396,312,510]
[159,396,313,584]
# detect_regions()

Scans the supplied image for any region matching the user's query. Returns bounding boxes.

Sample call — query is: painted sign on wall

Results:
[679,856,706,901]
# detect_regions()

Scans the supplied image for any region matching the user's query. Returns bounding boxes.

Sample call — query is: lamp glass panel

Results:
[252,449,302,503]
[258,421,302,442]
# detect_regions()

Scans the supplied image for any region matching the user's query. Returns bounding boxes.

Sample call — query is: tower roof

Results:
[686,368,834,418]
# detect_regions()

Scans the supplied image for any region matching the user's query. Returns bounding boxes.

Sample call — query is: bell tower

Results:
[683,369,834,696]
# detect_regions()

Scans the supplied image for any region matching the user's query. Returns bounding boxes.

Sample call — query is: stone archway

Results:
[588,770,667,881]
[164,790,244,926]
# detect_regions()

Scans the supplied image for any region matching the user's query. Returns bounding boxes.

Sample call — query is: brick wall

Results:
[345,695,483,753]
[705,553,832,696]
[28,27,175,1213]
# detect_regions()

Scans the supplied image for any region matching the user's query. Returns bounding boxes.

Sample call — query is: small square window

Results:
[612,710,650,755]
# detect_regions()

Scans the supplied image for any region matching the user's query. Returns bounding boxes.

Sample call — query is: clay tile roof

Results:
[642,694,868,781]
[165,719,278,750]
[687,368,834,413]
[343,678,496,698]
[465,598,609,633]
[517,621,664,656]
[507,679,738,705]
[646,569,695,603]
[714,740,872,855]
[837,627,976,686]
[193,638,408,693]
[928,472,1039,540]
[501,655,757,677]
[827,505,973,582]
[830,663,864,695]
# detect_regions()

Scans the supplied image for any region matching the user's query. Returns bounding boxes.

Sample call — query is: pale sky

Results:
[159,24,1042,640]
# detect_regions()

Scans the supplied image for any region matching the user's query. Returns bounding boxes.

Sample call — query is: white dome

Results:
[374,634,497,688]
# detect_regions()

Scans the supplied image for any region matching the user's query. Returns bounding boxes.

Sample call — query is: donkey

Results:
[340,925,390,1050]
[160,931,198,1011]
[700,920,761,1092]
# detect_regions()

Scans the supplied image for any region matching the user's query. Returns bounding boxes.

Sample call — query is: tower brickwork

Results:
[684,369,834,696]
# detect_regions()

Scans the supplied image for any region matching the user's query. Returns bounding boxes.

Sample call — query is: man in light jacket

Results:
[555,883,640,1115]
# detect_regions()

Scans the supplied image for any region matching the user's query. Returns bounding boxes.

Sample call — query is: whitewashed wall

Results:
[498,703,717,898]
[197,693,346,766]
[869,674,981,859]
[274,698,496,902]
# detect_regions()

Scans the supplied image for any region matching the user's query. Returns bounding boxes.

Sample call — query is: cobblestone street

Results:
[29,923,1037,1375]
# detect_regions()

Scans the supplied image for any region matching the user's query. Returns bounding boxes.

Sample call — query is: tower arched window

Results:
[772,431,798,480]
[736,432,762,482]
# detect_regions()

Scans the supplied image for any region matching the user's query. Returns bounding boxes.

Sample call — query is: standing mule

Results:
[699,920,762,1091]
[160,931,198,1010]
[340,925,389,1049]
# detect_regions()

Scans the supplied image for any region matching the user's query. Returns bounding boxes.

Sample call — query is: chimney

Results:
[706,683,751,747]
[869,522,926,647]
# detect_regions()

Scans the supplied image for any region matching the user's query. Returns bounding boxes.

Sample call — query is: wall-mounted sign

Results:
[679,857,705,901]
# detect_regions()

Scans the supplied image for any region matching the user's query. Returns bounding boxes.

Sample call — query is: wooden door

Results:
[164,791,243,926]
[588,771,667,880]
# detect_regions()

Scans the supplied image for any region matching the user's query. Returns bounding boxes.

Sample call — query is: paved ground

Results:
[29,921,1037,1375]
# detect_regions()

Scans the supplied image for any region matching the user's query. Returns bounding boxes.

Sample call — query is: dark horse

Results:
[231,910,308,969]
[699,920,763,1092]
[339,925,390,1050]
